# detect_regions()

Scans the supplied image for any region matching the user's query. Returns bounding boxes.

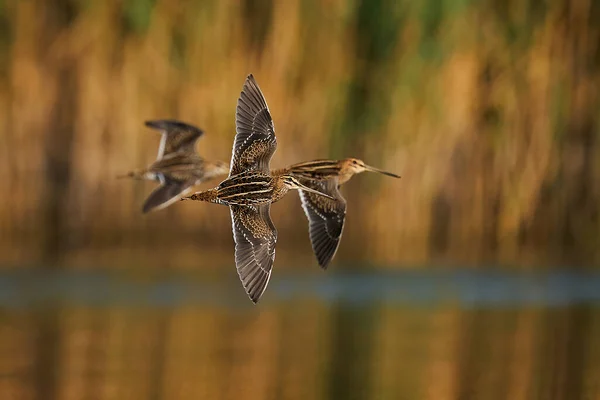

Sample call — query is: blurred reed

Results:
[0,0,599,269]
[0,301,598,399]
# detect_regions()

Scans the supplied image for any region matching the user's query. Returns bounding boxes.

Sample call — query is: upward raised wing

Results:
[299,178,346,269]
[230,204,278,303]
[230,74,277,176]
[145,119,204,159]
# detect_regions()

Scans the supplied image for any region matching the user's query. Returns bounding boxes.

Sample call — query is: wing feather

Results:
[230,75,277,176]
[142,179,195,213]
[299,178,346,268]
[145,119,204,159]
[230,204,277,303]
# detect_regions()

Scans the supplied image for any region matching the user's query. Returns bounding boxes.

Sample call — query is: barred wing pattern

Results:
[230,204,278,303]
[299,178,346,268]
[145,120,204,159]
[230,74,277,176]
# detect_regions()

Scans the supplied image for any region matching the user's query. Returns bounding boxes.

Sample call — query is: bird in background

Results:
[273,158,401,268]
[182,74,334,303]
[118,120,229,213]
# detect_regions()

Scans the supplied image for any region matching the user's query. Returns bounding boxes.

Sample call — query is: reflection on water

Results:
[0,268,598,400]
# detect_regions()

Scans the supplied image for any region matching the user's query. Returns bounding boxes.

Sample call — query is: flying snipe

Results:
[273,158,400,268]
[119,120,229,213]
[183,74,334,303]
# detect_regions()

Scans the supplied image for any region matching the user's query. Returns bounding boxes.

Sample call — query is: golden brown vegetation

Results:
[0,301,598,399]
[1,0,599,268]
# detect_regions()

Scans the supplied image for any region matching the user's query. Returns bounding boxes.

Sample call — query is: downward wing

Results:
[142,179,195,213]
[230,204,278,303]
[230,74,277,176]
[299,178,346,268]
[145,119,204,159]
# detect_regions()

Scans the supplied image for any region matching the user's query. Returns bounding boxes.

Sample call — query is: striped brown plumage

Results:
[183,74,333,303]
[299,178,346,268]
[276,157,400,268]
[120,119,229,213]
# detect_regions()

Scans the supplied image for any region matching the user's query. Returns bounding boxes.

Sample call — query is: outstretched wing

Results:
[230,74,277,176]
[299,178,346,268]
[230,204,278,303]
[145,119,204,159]
[142,179,195,213]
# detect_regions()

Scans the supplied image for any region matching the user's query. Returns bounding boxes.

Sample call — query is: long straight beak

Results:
[297,183,335,200]
[117,170,147,180]
[364,164,401,178]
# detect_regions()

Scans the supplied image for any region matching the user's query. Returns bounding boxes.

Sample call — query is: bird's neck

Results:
[271,168,287,177]
[270,177,289,203]
[337,171,354,186]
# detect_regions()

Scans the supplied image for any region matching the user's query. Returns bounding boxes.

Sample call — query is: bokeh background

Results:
[1,0,600,399]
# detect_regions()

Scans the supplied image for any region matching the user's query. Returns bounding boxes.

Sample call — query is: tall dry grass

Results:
[0,0,599,269]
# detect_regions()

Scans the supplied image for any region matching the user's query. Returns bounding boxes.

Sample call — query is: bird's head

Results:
[342,158,400,178]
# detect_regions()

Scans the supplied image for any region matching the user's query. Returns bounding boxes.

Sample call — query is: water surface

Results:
[0,268,598,400]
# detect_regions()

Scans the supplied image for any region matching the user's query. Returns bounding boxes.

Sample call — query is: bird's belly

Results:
[217,195,274,206]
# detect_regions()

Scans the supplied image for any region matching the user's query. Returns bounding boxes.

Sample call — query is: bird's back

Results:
[216,171,277,206]
[149,153,206,182]
[283,160,343,181]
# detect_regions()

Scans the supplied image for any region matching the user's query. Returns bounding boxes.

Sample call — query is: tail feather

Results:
[183,188,220,203]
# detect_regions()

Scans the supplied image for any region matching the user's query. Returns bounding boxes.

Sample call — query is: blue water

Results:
[0,267,598,400]
[0,268,598,308]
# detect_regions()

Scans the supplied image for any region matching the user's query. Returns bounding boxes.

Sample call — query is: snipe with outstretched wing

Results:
[119,120,229,213]
[274,158,400,268]
[183,74,333,303]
